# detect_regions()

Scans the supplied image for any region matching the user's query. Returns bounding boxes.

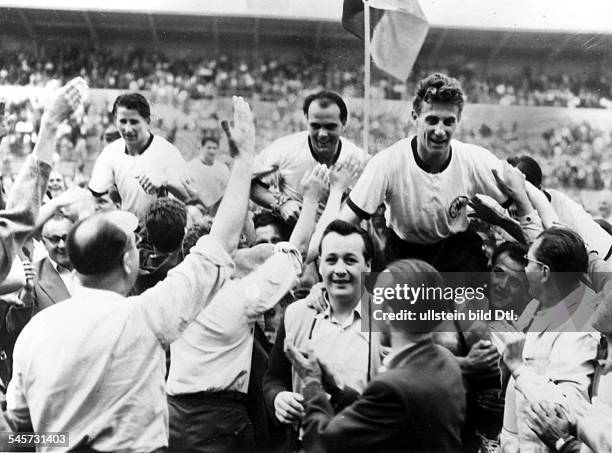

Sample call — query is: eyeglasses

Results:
[524,254,548,269]
[43,234,68,245]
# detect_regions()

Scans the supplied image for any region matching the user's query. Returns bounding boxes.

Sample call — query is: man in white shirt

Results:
[341,73,519,272]
[184,136,230,215]
[5,96,256,453]
[251,91,364,224]
[89,93,189,220]
[509,155,612,260]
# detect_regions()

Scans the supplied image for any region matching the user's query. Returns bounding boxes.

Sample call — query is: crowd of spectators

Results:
[1,45,611,108]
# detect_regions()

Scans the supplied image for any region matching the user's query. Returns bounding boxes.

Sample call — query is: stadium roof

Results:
[2,0,612,34]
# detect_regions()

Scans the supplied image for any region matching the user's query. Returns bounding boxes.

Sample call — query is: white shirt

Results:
[167,242,301,395]
[89,135,186,220]
[347,137,508,244]
[548,188,612,259]
[184,159,230,208]
[7,236,233,453]
[254,131,365,202]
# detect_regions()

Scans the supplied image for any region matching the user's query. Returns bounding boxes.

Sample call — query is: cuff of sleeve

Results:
[274,242,303,274]
[346,196,372,220]
[516,210,539,225]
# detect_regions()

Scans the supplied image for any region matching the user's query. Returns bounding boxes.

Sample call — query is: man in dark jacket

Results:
[286,259,466,452]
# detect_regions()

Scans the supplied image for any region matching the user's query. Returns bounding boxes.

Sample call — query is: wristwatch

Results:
[554,435,574,451]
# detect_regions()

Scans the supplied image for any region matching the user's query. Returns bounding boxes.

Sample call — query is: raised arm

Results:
[0,78,86,282]
[135,96,257,345]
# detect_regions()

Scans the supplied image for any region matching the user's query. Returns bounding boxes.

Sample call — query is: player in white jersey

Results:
[89,93,188,221]
[251,91,365,225]
[341,73,513,273]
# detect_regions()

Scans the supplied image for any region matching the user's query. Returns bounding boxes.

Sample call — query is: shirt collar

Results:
[124,133,154,156]
[410,136,452,174]
[315,294,362,328]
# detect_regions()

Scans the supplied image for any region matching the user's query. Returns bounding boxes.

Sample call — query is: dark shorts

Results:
[168,390,254,453]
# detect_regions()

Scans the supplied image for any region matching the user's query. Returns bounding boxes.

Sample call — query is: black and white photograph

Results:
[0,0,611,451]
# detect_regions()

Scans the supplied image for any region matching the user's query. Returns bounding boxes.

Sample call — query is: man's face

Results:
[42,218,72,268]
[255,224,282,245]
[201,140,219,163]
[489,251,529,309]
[319,232,370,303]
[48,171,65,192]
[414,102,460,160]
[115,106,150,150]
[525,238,546,299]
[307,100,344,159]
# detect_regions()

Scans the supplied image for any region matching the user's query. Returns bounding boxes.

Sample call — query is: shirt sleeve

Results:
[469,147,510,206]
[0,155,51,283]
[239,242,301,322]
[6,332,33,430]
[133,235,235,346]
[514,332,598,419]
[88,147,115,195]
[301,379,404,452]
[346,153,389,220]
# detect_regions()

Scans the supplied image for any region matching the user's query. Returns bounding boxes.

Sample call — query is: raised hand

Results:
[221,96,255,159]
[302,164,330,203]
[492,162,527,201]
[43,77,88,125]
[330,155,362,193]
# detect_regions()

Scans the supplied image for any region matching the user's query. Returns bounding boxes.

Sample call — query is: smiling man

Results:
[263,220,379,450]
[340,73,512,272]
[251,91,364,225]
[88,93,188,220]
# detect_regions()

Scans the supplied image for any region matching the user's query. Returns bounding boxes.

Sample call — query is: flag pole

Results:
[362,0,371,156]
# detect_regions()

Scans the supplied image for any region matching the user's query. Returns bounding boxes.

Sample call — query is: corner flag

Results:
[342,0,429,81]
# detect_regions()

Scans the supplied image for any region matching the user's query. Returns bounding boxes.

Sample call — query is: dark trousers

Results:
[168,391,254,453]
[385,229,488,273]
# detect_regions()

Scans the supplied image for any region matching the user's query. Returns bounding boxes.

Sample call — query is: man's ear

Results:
[122,251,134,276]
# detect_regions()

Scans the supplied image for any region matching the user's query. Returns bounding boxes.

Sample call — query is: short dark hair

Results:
[534,227,588,287]
[201,136,219,147]
[491,241,528,269]
[302,91,348,125]
[145,198,187,253]
[412,73,465,117]
[508,155,543,189]
[378,259,447,333]
[319,219,374,263]
[182,223,212,257]
[67,214,131,275]
[112,93,151,121]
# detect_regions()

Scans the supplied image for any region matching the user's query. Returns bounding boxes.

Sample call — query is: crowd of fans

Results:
[0,73,611,453]
[1,45,611,108]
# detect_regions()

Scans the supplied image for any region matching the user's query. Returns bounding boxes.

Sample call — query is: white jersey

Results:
[89,135,185,220]
[347,137,508,244]
[548,188,612,258]
[184,159,230,208]
[254,130,365,202]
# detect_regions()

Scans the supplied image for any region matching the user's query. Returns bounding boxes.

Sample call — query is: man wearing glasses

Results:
[501,228,600,452]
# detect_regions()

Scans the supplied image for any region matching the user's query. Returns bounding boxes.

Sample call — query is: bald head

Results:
[67,211,137,276]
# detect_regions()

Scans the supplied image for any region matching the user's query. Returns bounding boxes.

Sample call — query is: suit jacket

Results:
[301,338,466,453]
[2,257,71,385]
[32,257,71,311]
[6,257,70,340]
